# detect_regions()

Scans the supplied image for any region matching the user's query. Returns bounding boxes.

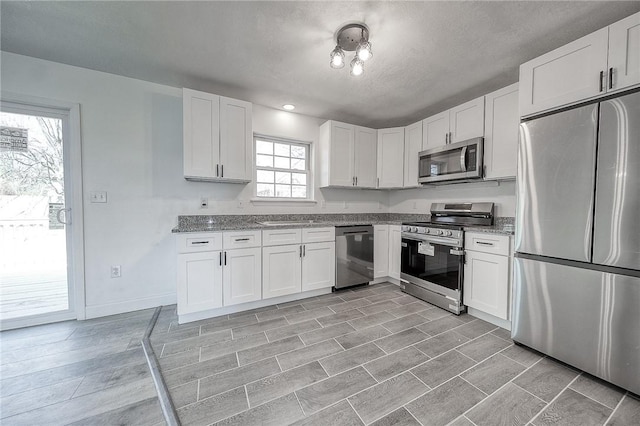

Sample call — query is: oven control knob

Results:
[437,230,444,236]
[410,226,418,233]
[445,230,453,236]
[424,229,431,234]
[402,226,409,232]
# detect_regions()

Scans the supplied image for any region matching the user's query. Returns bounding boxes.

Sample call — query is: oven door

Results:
[400,235,464,299]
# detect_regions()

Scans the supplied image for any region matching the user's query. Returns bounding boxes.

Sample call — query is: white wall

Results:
[0,52,385,318]
[389,181,516,217]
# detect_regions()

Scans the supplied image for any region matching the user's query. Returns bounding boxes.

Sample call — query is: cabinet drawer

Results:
[302,227,335,243]
[223,230,262,249]
[465,233,510,256]
[262,228,302,247]
[176,232,223,253]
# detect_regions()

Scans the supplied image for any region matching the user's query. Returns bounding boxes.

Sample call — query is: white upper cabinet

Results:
[449,96,485,143]
[319,120,376,188]
[519,12,640,117]
[183,88,252,182]
[484,83,519,180]
[422,111,450,150]
[354,126,378,188]
[403,120,422,188]
[608,12,640,92]
[377,127,405,188]
[422,97,485,150]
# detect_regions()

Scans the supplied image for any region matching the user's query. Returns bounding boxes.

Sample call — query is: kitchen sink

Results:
[256,220,317,226]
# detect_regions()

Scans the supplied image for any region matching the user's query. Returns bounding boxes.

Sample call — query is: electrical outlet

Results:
[110,265,121,278]
[90,191,107,203]
[200,198,208,208]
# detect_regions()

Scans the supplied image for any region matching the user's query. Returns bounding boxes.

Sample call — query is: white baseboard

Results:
[84,293,177,319]
[178,288,332,324]
[370,277,401,286]
[467,307,511,331]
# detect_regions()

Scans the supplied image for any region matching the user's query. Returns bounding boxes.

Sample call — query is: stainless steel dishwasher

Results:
[335,225,374,290]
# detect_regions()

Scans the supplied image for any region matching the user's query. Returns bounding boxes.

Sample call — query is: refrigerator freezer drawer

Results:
[512,257,640,395]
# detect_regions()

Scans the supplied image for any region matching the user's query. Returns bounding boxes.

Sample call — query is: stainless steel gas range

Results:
[400,202,494,315]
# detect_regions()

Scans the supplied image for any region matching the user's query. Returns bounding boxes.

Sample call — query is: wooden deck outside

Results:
[0,269,68,320]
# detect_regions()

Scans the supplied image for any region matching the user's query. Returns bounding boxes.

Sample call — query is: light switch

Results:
[90,191,107,203]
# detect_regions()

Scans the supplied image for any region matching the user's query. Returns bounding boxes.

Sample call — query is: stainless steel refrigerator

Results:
[513,90,640,395]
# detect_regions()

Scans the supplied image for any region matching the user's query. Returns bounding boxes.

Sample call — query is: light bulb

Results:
[329,45,345,69]
[350,57,364,77]
[356,40,373,61]
[282,104,295,111]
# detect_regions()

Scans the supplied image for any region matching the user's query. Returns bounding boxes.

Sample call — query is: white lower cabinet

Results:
[374,225,389,278]
[262,244,302,299]
[177,251,223,315]
[463,232,511,321]
[388,225,402,280]
[223,247,262,306]
[302,242,336,292]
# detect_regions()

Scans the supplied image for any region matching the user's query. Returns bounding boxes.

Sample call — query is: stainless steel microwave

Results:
[418,137,484,184]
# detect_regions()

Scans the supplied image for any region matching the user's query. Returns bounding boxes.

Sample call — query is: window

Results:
[255,136,310,199]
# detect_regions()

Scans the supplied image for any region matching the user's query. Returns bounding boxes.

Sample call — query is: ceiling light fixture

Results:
[330,23,372,77]
[282,104,295,111]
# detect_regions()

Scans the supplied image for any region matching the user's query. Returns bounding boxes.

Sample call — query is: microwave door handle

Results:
[460,146,467,172]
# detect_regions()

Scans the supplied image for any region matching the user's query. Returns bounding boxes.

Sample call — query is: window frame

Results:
[253,134,314,202]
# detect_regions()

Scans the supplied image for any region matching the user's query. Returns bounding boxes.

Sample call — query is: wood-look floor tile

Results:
[163,352,238,388]
[370,407,421,426]
[348,311,395,331]
[170,380,198,409]
[411,350,476,389]
[357,300,401,316]
[466,382,546,426]
[320,342,385,376]
[460,353,526,394]
[416,316,465,336]
[569,374,625,409]
[158,347,200,371]
[199,314,259,335]
[215,392,304,426]
[327,297,372,313]
[296,367,376,414]
[335,324,391,350]
[317,309,365,327]
[65,397,164,426]
[414,330,470,358]
[513,357,578,402]
[607,394,640,425]
[277,339,343,371]
[374,328,428,354]
[349,371,428,424]
[265,319,321,342]
[199,332,267,361]
[406,377,485,426]
[198,357,281,401]
[364,346,429,382]
[291,400,364,426]
[382,313,430,334]
[256,304,306,321]
[454,319,497,339]
[0,377,82,419]
[237,336,304,366]
[300,322,356,346]
[456,333,511,362]
[532,388,611,426]
[177,386,248,426]
[231,317,289,338]
[500,343,544,367]
[161,328,232,357]
[246,361,327,407]
[285,307,334,324]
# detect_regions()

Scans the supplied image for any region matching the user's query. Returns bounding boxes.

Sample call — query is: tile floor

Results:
[151,282,640,426]
[0,309,165,425]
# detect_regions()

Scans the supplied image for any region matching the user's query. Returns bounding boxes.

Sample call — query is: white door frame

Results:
[1,91,86,329]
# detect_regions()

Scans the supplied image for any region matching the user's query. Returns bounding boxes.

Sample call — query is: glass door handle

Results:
[56,208,71,225]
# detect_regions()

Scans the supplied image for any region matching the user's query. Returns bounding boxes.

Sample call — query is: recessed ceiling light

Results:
[282,104,295,111]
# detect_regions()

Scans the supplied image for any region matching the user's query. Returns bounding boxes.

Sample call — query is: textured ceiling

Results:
[2,1,639,128]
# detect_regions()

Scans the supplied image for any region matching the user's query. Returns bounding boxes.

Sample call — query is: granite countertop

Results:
[172,214,515,235]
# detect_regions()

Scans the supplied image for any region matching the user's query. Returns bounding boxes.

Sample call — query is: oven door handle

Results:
[401,234,459,246]
[449,249,464,256]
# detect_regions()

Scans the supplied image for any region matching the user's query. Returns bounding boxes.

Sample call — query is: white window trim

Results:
[252,133,316,204]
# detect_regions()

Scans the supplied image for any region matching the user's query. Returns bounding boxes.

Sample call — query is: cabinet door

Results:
[219,97,252,181]
[183,89,220,179]
[302,242,336,291]
[388,226,402,280]
[223,247,262,306]
[263,244,302,299]
[484,84,519,180]
[422,111,449,150]
[450,96,485,143]
[354,126,378,188]
[328,121,356,187]
[373,225,389,278]
[403,121,422,188]
[519,28,609,117]
[608,12,640,92]
[463,250,509,320]
[177,251,223,315]
[377,128,405,188]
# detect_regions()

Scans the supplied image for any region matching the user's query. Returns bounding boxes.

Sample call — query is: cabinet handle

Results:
[377,177,380,188]
[299,245,302,258]
[219,252,222,266]
[608,67,614,90]
[476,241,495,246]
[355,176,358,186]
[224,252,227,265]
[303,245,306,257]
[599,71,605,92]
[449,132,453,144]
[445,133,448,144]
[221,164,224,177]
[483,165,487,176]
[235,238,250,242]
[190,241,209,245]
[216,164,219,177]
